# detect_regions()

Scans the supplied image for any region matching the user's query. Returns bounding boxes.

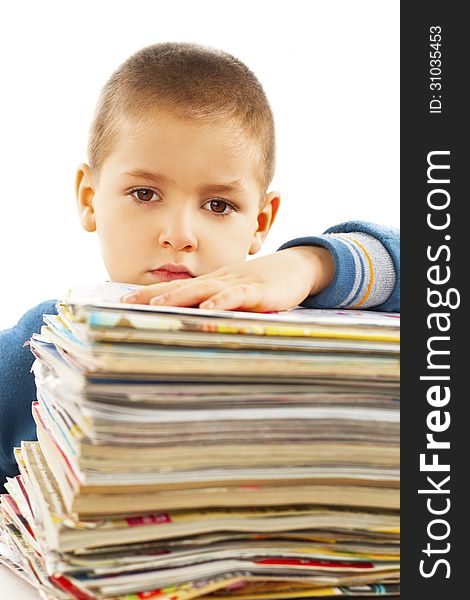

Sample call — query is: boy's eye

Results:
[131,188,160,202]
[202,198,235,216]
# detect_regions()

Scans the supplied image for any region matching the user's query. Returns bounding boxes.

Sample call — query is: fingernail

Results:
[150,294,167,305]
[122,293,139,303]
[200,300,215,309]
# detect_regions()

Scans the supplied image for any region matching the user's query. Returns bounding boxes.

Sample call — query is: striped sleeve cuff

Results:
[277,232,396,310]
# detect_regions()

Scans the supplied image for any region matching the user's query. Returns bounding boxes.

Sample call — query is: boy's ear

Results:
[76,163,96,232]
[249,191,281,255]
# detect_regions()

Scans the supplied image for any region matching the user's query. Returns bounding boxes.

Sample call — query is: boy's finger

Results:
[199,284,262,311]
[149,279,224,307]
[121,280,190,304]
[120,272,227,304]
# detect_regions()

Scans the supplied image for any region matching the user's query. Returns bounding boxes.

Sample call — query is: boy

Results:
[0,42,399,490]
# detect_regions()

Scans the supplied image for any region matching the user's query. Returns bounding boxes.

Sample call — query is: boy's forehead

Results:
[105,111,265,191]
[119,110,254,154]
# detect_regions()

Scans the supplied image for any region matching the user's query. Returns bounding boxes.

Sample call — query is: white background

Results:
[0,0,399,329]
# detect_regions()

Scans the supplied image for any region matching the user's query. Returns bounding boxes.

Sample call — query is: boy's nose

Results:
[158,215,198,252]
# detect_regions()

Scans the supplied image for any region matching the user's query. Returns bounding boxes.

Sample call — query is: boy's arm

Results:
[0,300,57,492]
[119,221,399,313]
[278,221,400,312]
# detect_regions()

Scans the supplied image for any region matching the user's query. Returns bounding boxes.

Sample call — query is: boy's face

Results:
[76,110,280,286]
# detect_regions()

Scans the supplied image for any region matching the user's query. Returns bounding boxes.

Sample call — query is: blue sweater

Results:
[0,222,399,490]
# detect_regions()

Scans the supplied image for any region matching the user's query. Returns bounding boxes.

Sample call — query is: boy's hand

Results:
[120,246,334,312]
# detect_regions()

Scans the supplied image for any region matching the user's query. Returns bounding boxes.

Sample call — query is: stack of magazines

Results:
[0,282,400,599]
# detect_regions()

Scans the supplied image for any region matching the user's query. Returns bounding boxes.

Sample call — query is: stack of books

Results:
[0,282,400,599]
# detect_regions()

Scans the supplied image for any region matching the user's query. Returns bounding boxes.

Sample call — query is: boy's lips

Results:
[149,263,195,282]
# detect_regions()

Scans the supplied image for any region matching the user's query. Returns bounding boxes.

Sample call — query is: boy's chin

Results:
[107,276,147,286]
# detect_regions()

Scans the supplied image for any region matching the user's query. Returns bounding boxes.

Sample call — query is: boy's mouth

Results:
[149,263,195,282]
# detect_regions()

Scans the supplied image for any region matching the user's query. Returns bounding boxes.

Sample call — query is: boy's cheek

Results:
[98,233,146,283]
[96,212,257,281]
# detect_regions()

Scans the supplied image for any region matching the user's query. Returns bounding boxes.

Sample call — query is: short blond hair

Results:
[87,42,276,191]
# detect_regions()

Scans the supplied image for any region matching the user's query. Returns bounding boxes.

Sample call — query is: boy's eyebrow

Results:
[124,170,244,193]
[198,180,244,194]
[124,170,177,185]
